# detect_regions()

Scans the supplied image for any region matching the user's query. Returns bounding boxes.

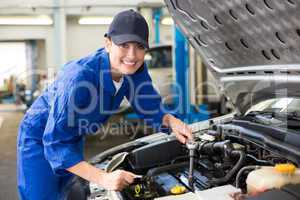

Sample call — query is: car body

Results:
[65,1,300,199]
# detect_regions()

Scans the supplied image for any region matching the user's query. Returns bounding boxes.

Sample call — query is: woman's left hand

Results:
[163,114,193,144]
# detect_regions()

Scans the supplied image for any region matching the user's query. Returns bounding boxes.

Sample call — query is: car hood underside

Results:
[164,0,300,113]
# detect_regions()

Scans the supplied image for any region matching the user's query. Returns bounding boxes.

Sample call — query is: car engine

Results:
[64,115,300,200]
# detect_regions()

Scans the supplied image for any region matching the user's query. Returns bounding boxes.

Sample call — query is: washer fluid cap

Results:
[275,163,296,174]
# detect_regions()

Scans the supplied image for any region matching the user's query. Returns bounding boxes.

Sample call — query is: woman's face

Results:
[105,38,146,79]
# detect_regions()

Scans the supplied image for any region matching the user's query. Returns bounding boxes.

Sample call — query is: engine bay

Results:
[83,117,300,200]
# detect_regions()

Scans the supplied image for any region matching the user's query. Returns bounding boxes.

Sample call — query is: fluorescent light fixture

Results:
[0,15,53,25]
[78,16,113,25]
[161,17,173,25]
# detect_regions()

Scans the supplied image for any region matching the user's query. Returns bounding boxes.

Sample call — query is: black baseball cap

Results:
[105,9,149,49]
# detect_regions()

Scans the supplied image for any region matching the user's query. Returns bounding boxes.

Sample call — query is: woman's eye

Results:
[120,43,128,48]
[137,44,145,50]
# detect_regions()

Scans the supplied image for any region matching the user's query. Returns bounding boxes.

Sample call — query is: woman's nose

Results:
[127,46,137,58]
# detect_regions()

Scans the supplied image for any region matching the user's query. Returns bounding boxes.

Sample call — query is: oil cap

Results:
[275,163,296,174]
[170,185,186,195]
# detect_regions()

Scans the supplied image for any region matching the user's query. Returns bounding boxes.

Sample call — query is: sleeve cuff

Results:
[51,154,84,176]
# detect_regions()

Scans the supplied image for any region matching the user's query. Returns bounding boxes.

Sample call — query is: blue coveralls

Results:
[17,48,168,200]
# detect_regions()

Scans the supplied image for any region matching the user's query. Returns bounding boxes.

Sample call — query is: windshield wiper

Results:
[247,110,275,117]
[244,111,277,125]
[280,111,300,121]
[247,111,300,122]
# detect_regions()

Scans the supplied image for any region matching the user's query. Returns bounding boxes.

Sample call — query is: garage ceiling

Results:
[0,0,166,15]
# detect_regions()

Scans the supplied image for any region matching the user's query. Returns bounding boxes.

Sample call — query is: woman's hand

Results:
[67,162,137,191]
[98,170,137,191]
[163,114,193,144]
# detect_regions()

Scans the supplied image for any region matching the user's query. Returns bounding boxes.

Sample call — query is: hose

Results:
[246,154,269,164]
[235,165,261,188]
[210,150,246,186]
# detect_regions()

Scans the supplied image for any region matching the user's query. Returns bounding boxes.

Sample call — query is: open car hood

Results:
[164,0,300,113]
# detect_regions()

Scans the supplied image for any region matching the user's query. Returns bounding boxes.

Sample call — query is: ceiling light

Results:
[0,15,53,25]
[78,16,113,25]
[161,17,173,25]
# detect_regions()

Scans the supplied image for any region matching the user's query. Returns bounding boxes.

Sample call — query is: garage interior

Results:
[0,1,220,199]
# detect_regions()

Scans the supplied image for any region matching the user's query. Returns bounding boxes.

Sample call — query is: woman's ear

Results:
[104,37,112,53]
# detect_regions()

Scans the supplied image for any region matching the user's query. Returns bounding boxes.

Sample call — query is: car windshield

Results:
[245,98,300,130]
[144,46,172,69]
[246,98,300,115]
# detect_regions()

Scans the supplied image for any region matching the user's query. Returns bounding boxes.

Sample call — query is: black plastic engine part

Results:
[150,165,211,193]
[123,181,159,200]
[210,150,246,186]
[128,139,186,170]
[152,172,186,196]
[179,167,211,190]
[146,162,188,177]
[197,140,246,186]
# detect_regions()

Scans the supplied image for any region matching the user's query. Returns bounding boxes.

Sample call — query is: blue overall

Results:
[17,48,168,200]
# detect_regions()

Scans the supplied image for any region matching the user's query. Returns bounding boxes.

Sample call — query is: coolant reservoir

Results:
[246,164,300,194]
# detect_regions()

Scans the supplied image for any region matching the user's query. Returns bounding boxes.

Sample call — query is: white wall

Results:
[0,0,173,75]
[0,0,164,6]
[36,40,46,70]
[160,25,173,44]
[0,21,173,70]
[0,0,164,15]
[66,17,109,61]
[0,25,55,69]
[66,18,173,61]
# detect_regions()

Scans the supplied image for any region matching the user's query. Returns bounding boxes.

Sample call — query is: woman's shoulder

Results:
[57,62,98,88]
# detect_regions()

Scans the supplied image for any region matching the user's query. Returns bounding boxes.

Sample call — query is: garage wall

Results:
[0,0,165,15]
[0,22,172,70]
[0,0,172,76]
[0,25,54,69]
[36,40,46,70]
[66,19,172,61]
[160,25,172,44]
[0,0,164,6]
[66,17,109,61]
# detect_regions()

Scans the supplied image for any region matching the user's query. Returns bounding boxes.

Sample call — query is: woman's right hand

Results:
[98,170,137,191]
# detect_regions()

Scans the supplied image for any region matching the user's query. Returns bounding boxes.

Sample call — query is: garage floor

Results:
[0,104,133,200]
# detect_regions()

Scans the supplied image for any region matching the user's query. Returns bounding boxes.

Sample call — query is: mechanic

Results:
[17,9,192,200]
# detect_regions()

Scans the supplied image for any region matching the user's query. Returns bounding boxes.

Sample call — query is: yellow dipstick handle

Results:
[134,184,141,197]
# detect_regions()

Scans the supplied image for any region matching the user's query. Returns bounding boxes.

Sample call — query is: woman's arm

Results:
[67,161,137,191]
[162,113,193,144]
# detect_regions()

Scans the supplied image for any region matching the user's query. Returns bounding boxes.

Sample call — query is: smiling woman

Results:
[104,38,146,81]
[16,9,192,200]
